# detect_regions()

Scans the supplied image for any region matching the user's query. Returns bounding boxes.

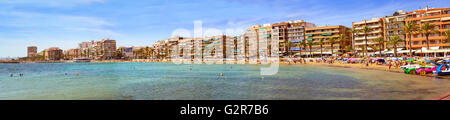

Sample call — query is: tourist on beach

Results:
[388,62,392,69]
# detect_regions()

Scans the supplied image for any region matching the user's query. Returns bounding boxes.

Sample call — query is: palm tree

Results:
[298,41,305,57]
[368,45,379,56]
[350,27,358,44]
[403,21,418,57]
[328,37,337,56]
[319,38,325,58]
[145,46,150,59]
[374,37,385,57]
[420,22,437,50]
[344,45,354,57]
[148,48,153,58]
[349,28,358,54]
[307,42,313,58]
[361,25,372,57]
[388,36,403,57]
[286,41,294,56]
[116,48,123,58]
[337,34,347,54]
[302,41,308,58]
[443,29,450,43]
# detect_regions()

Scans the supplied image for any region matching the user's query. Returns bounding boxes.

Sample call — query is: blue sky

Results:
[0,0,449,57]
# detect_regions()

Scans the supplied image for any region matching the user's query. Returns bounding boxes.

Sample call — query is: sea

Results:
[0,62,449,100]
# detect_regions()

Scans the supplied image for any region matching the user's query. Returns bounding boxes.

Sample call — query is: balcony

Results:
[368,24,382,28]
[354,35,382,40]
[411,36,445,41]
[410,43,450,49]
[354,41,377,45]
[367,35,383,39]
[353,21,366,25]
[406,14,450,21]
[354,37,365,40]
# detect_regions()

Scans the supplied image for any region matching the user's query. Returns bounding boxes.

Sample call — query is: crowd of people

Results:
[285,56,446,70]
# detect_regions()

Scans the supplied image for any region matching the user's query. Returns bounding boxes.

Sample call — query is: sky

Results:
[0,0,449,58]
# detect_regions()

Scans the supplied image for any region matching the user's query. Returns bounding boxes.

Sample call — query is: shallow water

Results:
[0,62,449,100]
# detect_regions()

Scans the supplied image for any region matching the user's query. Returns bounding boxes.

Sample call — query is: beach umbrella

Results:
[377,59,385,63]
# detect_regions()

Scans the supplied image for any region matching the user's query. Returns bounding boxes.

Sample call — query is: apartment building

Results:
[405,7,450,50]
[385,10,408,49]
[201,35,227,63]
[64,48,79,60]
[243,25,260,63]
[305,25,351,56]
[176,38,195,61]
[77,38,117,59]
[353,18,385,55]
[224,36,239,62]
[271,20,316,56]
[272,22,289,56]
[78,40,96,58]
[287,20,316,55]
[40,47,63,60]
[96,39,117,59]
[236,35,247,63]
[27,46,37,57]
[152,40,167,59]
[258,24,272,61]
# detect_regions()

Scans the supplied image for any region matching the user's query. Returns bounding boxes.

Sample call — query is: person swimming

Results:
[10,74,13,77]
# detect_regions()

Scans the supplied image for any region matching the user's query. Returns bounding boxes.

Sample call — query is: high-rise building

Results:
[272,22,289,56]
[78,38,117,60]
[27,46,37,57]
[405,7,450,50]
[96,38,117,59]
[42,47,63,60]
[272,20,316,56]
[78,40,96,58]
[64,48,79,60]
[287,20,316,55]
[305,25,351,56]
[385,10,408,50]
[353,18,385,55]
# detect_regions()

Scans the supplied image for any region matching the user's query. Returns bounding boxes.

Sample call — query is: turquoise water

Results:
[1,62,449,100]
